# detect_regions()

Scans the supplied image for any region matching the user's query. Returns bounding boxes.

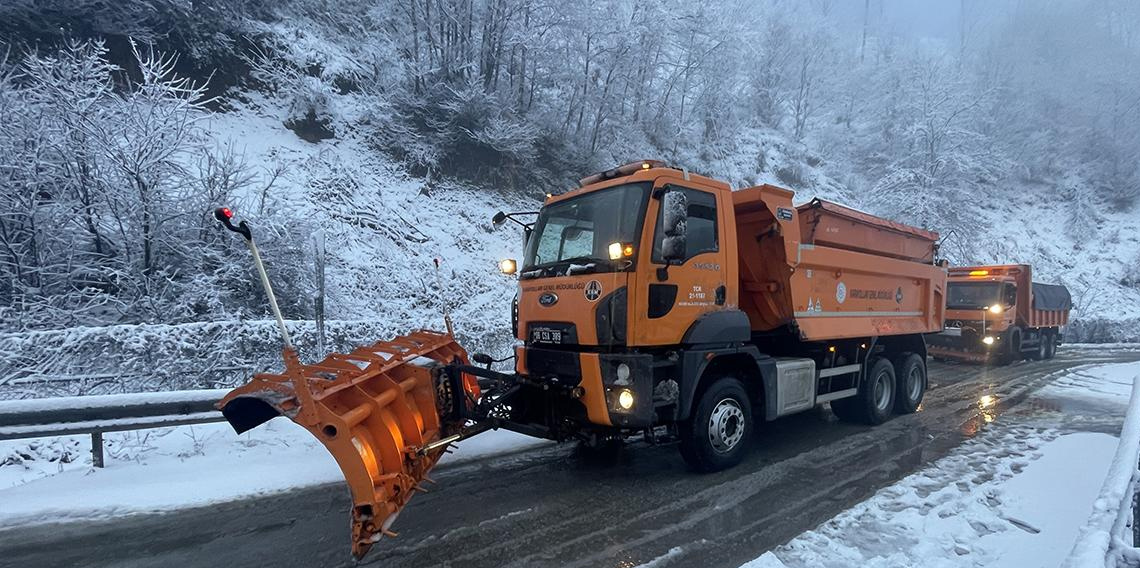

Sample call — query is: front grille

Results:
[525,347,582,384]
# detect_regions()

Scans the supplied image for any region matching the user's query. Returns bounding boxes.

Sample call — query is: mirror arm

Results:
[492,211,539,230]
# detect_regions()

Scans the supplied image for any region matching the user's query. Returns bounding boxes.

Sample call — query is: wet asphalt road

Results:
[1,348,1136,568]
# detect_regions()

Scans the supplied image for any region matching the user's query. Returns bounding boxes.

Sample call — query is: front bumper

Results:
[517,346,655,429]
[927,327,1007,359]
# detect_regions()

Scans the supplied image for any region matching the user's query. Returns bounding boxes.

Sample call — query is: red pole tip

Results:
[222,207,233,219]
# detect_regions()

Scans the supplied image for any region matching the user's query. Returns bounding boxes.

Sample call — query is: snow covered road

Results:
[0,348,1137,568]
[745,362,1140,568]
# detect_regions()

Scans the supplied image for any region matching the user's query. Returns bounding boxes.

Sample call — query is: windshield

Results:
[947,282,1009,310]
[522,182,651,275]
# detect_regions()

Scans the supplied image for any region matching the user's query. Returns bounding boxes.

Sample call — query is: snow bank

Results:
[0,419,548,526]
[753,362,1140,568]
[759,428,1117,568]
[1062,372,1140,568]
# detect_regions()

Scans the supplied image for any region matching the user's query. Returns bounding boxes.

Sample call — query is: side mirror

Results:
[492,211,508,227]
[661,190,688,263]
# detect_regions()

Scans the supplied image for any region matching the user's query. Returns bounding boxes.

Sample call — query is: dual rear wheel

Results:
[679,352,928,472]
[831,353,926,424]
[1027,329,1059,361]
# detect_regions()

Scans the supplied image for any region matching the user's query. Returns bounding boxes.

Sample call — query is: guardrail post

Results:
[91,431,104,468]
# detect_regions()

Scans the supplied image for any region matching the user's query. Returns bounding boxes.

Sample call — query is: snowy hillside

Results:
[1,0,1139,399]
[201,107,526,354]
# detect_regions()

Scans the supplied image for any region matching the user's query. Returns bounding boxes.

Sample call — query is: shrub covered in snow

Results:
[0,319,508,400]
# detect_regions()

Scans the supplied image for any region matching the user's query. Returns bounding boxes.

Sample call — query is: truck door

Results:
[637,184,730,346]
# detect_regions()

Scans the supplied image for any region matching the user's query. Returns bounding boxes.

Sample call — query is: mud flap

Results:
[217,330,478,559]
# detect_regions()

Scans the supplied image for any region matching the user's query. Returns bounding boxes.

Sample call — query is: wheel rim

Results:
[708,398,745,454]
[907,366,922,401]
[873,371,892,411]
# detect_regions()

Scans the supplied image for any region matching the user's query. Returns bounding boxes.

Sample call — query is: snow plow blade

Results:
[217,330,476,559]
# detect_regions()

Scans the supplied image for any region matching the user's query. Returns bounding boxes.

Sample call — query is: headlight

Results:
[982,336,995,345]
[608,242,623,260]
[607,242,635,260]
[499,258,517,275]
[617,389,634,410]
[988,304,1003,314]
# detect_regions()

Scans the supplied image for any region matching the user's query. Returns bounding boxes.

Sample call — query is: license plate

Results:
[530,327,563,344]
[941,327,963,337]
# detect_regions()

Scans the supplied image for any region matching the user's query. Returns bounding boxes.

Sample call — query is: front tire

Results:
[995,329,1021,366]
[679,377,753,473]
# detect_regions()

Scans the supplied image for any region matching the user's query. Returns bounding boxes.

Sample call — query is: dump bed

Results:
[733,185,946,342]
[797,199,939,263]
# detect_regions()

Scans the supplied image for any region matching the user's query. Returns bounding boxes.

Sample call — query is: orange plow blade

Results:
[217,330,476,559]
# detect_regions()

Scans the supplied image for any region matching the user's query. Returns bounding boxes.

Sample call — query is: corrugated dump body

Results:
[734,185,946,342]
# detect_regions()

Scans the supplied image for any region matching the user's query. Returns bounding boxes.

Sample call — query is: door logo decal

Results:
[585,280,602,301]
[836,282,847,304]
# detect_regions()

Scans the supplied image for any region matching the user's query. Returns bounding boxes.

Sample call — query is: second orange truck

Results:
[928,264,1071,363]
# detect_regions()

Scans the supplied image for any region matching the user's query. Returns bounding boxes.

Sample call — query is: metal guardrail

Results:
[0,390,228,467]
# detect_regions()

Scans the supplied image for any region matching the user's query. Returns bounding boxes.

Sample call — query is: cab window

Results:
[652,187,718,263]
[1002,284,1017,307]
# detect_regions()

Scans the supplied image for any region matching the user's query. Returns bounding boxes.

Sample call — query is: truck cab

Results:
[494,160,945,472]
[929,265,1071,363]
[507,161,737,433]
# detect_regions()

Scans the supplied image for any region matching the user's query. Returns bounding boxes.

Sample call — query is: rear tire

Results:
[1029,334,1047,361]
[1044,331,1058,359]
[832,357,896,425]
[892,353,926,414]
[679,377,753,473]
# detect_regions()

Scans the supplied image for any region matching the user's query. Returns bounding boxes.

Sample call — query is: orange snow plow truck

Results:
[927,264,1071,363]
[215,161,947,559]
